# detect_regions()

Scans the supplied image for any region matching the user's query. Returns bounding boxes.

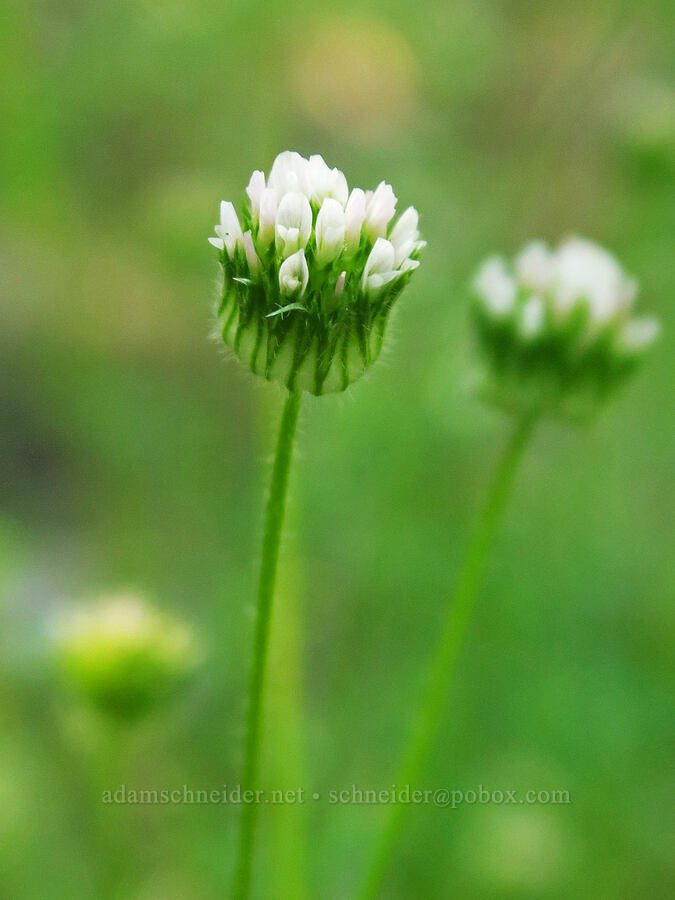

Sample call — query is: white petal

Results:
[208,237,225,250]
[362,237,398,293]
[399,258,420,274]
[366,271,401,293]
[246,170,266,223]
[243,230,260,273]
[257,188,278,246]
[389,206,419,246]
[394,238,416,267]
[365,237,396,272]
[344,188,367,251]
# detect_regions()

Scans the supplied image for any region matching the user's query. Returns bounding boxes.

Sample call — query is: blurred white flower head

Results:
[209,151,424,394]
[472,237,659,420]
[51,593,202,719]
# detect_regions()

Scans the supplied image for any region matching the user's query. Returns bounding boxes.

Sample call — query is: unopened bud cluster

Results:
[472,237,659,419]
[51,594,202,719]
[210,151,425,394]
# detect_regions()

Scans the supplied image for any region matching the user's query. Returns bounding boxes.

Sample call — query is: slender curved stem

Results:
[360,414,537,899]
[233,389,302,900]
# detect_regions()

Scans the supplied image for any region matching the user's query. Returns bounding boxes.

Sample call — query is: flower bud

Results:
[344,188,367,253]
[275,191,313,257]
[267,150,310,197]
[389,206,419,246]
[472,237,659,420]
[50,594,202,720]
[362,238,399,294]
[363,182,397,241]
[389,206,426,266]
[315,198,346,265]
[243,230,260,274]
[246,170,266,224]
[308,154,349,207]
[258,188,278,247]
[215,201,244,256]
[279,248,309,297]
[209,152,424,394]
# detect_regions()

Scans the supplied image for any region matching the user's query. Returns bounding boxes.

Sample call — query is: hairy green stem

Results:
[233,389,302,900]
[360,414,537,899]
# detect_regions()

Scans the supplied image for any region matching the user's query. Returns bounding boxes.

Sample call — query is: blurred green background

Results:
[1,0,673,897]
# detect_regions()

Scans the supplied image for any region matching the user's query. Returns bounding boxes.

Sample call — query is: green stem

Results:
[360,414,537,899]
[233,389,302,900]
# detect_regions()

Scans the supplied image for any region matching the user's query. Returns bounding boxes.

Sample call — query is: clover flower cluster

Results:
[472,237,660,420]
[51,594,202,719]
[209,151,425,394]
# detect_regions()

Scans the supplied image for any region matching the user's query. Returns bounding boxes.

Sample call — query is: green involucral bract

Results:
[216,245,411,394]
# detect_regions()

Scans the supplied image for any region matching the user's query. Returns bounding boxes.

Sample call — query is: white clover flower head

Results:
[472,237,660,420]
[209,151,424,394]
[50,593,203,719]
